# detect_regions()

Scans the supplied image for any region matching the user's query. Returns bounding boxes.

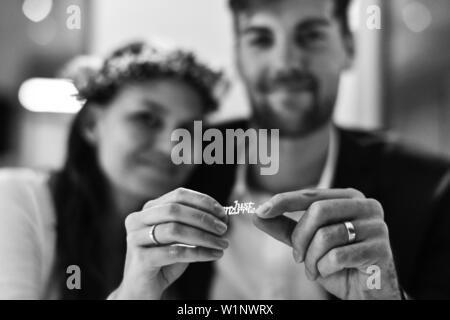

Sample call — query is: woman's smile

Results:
[135,153,178,177]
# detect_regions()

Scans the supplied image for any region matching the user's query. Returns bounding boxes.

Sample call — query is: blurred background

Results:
[0,0,450,170]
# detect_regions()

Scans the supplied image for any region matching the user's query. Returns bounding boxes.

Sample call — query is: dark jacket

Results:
[171,120,450,300]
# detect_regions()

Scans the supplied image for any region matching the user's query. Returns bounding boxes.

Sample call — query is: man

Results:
[171,0,450,299]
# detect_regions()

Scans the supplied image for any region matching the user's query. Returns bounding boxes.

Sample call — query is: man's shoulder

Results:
[338,127,450,176]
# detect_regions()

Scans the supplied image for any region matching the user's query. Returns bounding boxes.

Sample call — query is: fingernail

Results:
[214,203,226,218]
[217,239,229,249]
[214,220,228,234]
[212,250,224,258]
[305,268,313,281]
[305,268,318,281]
[302,189,318,197]
[293,249,302,263]
[256,203,272,217]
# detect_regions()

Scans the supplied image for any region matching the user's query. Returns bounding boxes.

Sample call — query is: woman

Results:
[0,42,229,299]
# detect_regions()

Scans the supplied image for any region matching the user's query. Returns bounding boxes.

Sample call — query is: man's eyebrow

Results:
[296,18,331,30]
[239,18,331,35]
[240,25,271,36]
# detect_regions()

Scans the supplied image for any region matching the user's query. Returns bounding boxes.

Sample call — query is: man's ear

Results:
[234,40,245,80]
[80,104,103,146]
[342,33,355,70]
[232,15,247,79]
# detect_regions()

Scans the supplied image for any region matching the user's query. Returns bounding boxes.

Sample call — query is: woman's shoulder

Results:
[0,168,55,222]
[0,167,50,181]
[0,168,51,195]
[0,168,58,299]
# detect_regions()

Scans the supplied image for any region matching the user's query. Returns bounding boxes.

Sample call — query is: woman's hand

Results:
[111,188,229,300]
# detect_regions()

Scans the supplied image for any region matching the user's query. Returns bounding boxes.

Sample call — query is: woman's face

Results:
[90,78,205,201]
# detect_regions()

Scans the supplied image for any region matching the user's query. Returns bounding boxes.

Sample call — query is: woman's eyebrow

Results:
[177,120,196,131]
[141,99,169,115]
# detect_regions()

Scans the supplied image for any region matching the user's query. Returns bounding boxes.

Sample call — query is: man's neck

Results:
[251,122,332,194]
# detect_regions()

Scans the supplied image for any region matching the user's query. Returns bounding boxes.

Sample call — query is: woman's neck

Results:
[251,122,332,194]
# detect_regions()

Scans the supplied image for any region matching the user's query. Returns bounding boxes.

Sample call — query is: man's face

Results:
[235,0,352,136]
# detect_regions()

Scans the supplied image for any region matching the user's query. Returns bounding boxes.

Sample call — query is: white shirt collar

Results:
[232,126,339,199]
[213,127,339,300]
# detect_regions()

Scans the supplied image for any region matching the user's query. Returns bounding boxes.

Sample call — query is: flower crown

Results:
[77,42,227,112]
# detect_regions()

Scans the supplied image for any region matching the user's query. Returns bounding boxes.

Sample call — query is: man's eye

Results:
[297,31,327,47]
[247,34,273,48]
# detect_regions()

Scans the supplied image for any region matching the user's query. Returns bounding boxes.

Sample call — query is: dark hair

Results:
[49,42,224,299]
[0,94,14,155]
[228,0,352,36]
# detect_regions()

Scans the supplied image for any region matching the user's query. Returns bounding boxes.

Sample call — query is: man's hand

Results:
[253,188,402,300]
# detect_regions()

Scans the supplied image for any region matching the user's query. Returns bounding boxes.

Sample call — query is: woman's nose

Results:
[153,128,176,157]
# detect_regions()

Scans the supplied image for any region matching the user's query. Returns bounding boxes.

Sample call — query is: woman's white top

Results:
[0,169,59,299]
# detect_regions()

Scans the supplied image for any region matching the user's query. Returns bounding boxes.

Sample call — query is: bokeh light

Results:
[402,1,432,33]
[22,0,53,23]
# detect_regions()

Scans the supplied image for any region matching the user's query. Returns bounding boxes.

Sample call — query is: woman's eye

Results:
[132,112,161,129]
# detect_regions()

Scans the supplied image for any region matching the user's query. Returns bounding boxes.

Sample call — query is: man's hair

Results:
[228,0,352,36]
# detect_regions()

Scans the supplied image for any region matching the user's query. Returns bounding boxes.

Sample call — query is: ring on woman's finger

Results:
[343,221,356,244]
[149,224,161,246]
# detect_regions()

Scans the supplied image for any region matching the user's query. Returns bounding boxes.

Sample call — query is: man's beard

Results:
[247,71,334,138]
[249,87,333,138]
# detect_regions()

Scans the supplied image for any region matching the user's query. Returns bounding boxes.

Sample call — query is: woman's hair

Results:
[77,42,224,110]
[49,42,224,299]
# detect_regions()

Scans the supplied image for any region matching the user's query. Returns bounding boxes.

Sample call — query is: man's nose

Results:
[272,40,306,73]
